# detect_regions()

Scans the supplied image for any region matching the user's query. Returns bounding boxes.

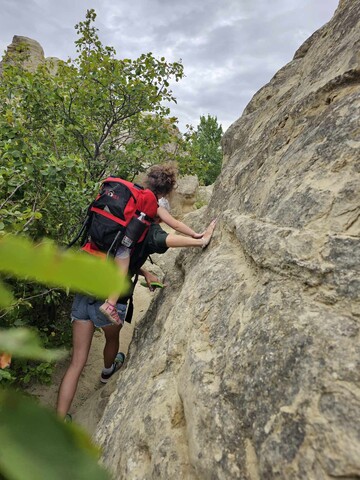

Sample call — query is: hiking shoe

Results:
[99,301,123,326]
[100,352,126,384]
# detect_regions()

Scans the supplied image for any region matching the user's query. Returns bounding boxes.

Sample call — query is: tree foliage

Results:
[182,115,223,185]
[0,233,129,479]
[0,8,185,383]
[0,8,185,240]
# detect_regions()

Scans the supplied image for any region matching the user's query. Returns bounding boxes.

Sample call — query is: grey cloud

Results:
[1,0,339,132]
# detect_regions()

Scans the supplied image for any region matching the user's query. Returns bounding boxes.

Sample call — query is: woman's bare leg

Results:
[57,320,94,417]
[102,324,122,368]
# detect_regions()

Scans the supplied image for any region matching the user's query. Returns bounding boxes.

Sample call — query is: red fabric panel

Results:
[81,242,107,259]
[102,177,135,191]
[90,207,127,226]
[122,197,137,222]
[137,189,158,219]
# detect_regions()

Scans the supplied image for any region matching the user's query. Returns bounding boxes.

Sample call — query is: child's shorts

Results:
[71,294,127,328]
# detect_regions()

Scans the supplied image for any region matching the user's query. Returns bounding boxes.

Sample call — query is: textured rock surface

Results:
[197,184,214,207]
[170,174,200,217]
[95,2,360,478]
[0,36,61,74]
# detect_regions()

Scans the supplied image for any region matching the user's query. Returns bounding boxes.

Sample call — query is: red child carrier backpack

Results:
[81,177,158,256]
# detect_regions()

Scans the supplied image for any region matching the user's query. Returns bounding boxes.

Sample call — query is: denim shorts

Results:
[71,294,127,328]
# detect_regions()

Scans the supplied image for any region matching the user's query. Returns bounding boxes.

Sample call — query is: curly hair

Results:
[144,163,178,197]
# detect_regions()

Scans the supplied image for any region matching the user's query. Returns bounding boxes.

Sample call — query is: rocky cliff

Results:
[95,1,360,478]
[0,35,61,74]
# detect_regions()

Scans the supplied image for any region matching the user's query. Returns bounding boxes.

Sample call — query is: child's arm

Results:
[157,206,203,238]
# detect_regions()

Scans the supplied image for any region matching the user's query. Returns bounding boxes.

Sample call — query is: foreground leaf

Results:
[0,328,65,362]
[0,279,14,307]
[0,234,129,304]
[0,389,109,480]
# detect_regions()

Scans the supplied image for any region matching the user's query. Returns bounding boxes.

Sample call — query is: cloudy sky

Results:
[1,0,338,132]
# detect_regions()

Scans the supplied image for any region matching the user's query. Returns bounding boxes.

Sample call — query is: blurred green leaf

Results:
[0,234,129,303]
[0,280,14,307]
[0,389,109,480]
[0,328,65,362]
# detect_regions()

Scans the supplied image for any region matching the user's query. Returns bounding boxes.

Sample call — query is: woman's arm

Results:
[157,206,202,237]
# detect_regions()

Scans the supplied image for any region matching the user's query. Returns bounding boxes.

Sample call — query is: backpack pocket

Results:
[89,214,125,252]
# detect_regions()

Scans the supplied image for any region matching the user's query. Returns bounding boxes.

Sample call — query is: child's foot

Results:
[202,219,217,249]
[100,352,126,384]
[99,301,123,326]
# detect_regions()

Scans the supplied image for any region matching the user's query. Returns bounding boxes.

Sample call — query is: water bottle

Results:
[121,212,147,248]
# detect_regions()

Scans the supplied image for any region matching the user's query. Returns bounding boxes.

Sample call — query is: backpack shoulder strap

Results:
[136,188,158,221]
[124,273,139,323]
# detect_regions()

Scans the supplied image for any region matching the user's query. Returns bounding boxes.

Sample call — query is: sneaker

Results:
[100,352,126,384]
[99,301,123,326]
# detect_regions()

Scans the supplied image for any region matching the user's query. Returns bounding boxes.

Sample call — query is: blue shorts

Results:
[71,294,127,328]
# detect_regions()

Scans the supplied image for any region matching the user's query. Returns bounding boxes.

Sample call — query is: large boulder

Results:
[169,174,200,217]
[0,36,61,74]
[94,1,360,478]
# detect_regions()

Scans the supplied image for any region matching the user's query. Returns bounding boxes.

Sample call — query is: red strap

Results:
[90,207,127,226]
[81,242,107,259]
[102,177,136,190]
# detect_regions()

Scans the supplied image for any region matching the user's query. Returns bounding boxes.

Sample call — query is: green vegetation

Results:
[183,115,223,185]
[0,8,185,384]
[0,236,127,479]
[0,388,109,480]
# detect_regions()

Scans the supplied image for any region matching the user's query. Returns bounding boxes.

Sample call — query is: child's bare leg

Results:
[99,247,130,325]
[102,323,122,368]
[106,254,130,304]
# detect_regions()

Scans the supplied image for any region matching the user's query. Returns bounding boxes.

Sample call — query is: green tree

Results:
[0,8,185,240]
[0,8,186,382]
[183,115,223,185]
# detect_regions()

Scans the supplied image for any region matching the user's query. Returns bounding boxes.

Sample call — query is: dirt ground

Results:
[26,284,153,420]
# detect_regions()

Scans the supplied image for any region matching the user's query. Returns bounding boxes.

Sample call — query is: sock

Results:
[102,364,115,375]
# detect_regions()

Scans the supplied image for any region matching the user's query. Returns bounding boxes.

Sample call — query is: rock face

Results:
[0,36,61,74]
[96,1,360,478]
[197,183,214,207]
[170,174,200,217]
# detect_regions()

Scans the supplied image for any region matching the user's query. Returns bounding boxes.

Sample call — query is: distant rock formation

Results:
[0,35,61,74]
[94,0,360,478]
[170,174,200,217]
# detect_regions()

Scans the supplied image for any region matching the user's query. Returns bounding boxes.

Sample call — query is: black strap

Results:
[135,209,154,223]
[125,297,134,323]
[125,273,139,323]
[66,213,91,249]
